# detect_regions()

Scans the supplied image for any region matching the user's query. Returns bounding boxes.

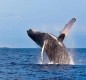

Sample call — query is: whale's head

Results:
[27,29,45,47]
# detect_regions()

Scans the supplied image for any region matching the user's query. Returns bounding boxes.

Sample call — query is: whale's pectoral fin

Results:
[58,34,65,42]
[58,18,76,42]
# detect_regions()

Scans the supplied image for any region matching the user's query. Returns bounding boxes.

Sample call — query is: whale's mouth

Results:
[27,29,45,47]
[27,29,38,35]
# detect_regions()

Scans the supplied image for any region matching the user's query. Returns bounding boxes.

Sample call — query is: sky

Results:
[0,0,86,48]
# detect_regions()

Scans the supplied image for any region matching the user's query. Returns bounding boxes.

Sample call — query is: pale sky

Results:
[0,0,86,48]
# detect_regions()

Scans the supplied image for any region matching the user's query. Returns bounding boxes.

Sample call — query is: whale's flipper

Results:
[58,18,76,42]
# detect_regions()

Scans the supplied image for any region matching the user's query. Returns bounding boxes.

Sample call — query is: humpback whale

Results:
[27,18,76,64]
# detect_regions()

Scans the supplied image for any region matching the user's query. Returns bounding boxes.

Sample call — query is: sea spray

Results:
[69,52,74,65]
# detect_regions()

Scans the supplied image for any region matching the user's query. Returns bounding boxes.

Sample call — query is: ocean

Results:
[0,48,86,80]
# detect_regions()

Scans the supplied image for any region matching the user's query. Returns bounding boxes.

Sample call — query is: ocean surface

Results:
[0,48,86,80]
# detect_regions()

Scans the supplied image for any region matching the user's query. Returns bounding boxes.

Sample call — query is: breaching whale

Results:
[27,18,76,64]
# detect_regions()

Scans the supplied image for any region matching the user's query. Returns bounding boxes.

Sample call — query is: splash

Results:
[40,41,46,64]
[48,61,54,64]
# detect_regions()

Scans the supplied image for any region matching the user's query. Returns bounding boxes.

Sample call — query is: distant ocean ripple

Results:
[0,48,86,80]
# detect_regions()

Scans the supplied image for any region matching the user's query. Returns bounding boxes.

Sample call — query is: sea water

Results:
[0,48,86,80]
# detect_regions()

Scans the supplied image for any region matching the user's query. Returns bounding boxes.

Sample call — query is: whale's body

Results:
[27,18,76,64]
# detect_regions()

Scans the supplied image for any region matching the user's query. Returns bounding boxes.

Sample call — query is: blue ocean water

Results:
[0,48,86,80]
